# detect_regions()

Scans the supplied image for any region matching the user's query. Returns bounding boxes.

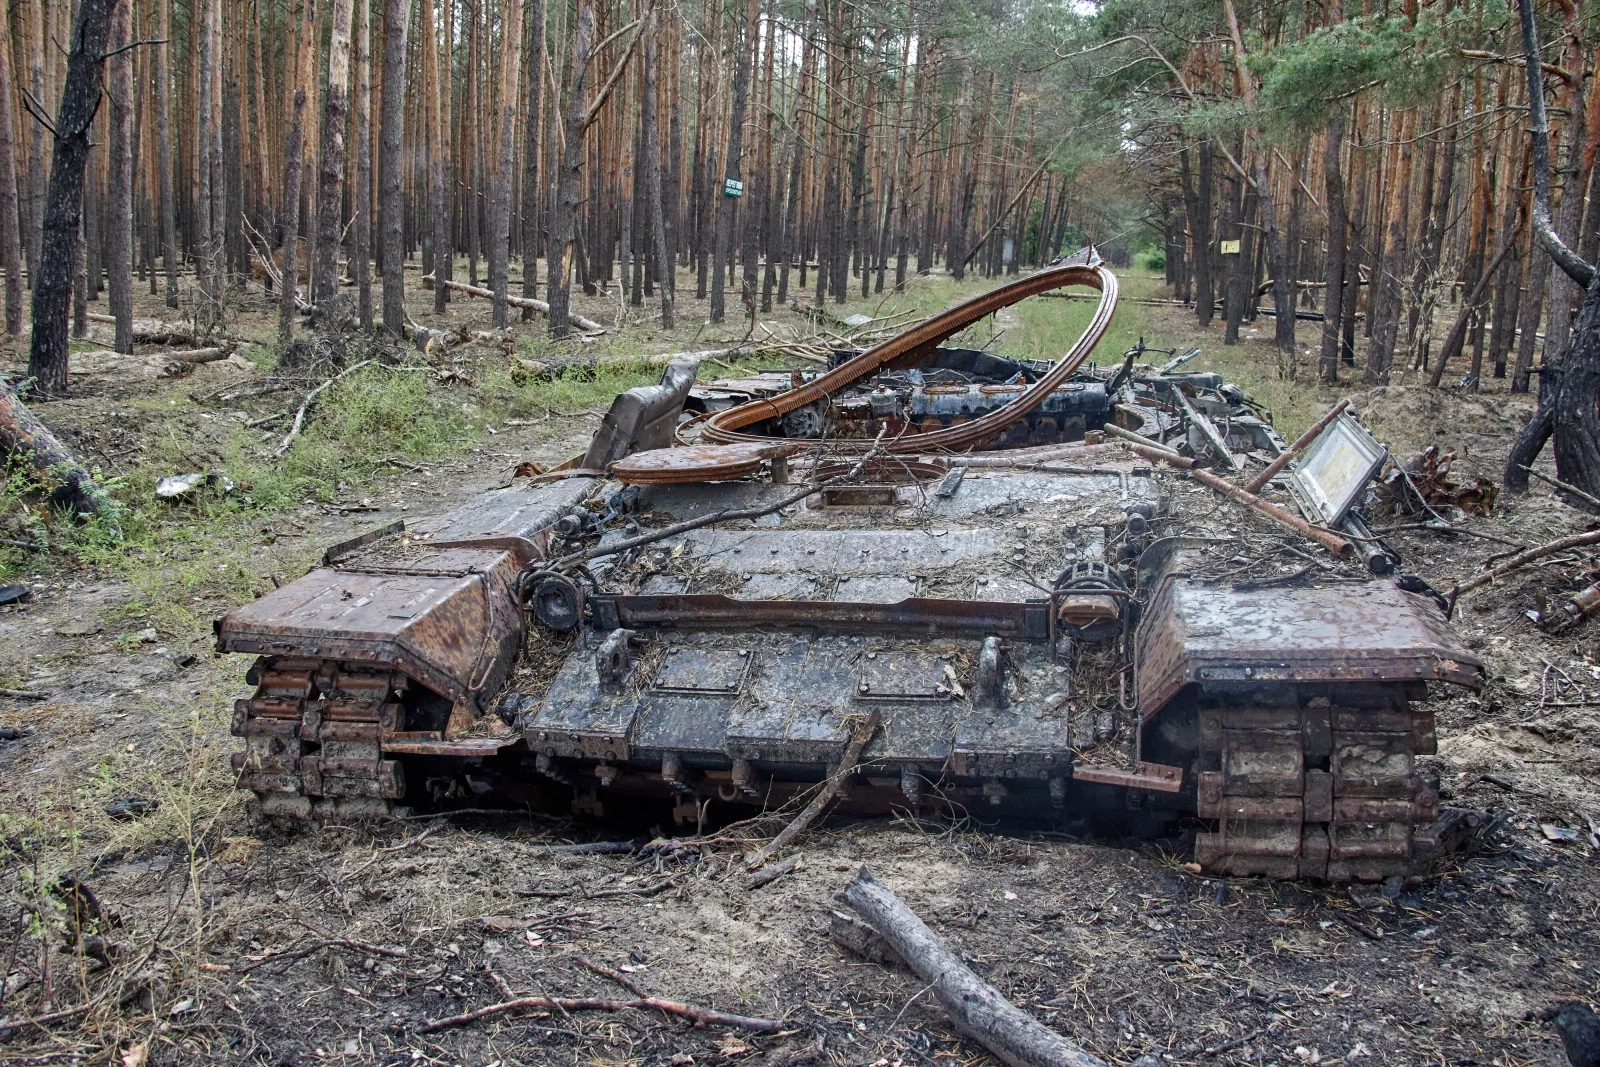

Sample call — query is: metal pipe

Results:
[1102,422,1173,452]
[1243,399,1350,493]
[1190,466,1355,559]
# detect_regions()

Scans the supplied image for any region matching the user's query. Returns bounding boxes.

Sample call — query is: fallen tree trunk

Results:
[85,312,232,347]
[421,274,608,334]
[840,867,1110,1067]
[0,387,116,518]
[162,347,232,363]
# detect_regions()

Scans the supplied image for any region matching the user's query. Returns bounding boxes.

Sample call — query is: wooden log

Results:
[0,388,116,518]
[840,867,1110,1067]
[420,273,608,334]
[162,347,231,363]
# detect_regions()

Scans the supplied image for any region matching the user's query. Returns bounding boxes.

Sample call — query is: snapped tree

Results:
[1506,0,1600,500]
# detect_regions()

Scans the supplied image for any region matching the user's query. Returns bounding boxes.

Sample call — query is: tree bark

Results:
[528,0,553,321]
[195,0,218,301]
[106,0,133,353]
[25,0,46,292]
[379,0,410,337]
[156,0,177,308]
[280,0,316,341]
[27,0,117,397]
[546,0,593,338]
[710,0,760,324]
[0,389,114,518]
[353,0,373,330]
[642,13,673,328]
[0,1,25,332]
[488,0,524,328]
[840,867,1110,1067]
[316,0,354,326]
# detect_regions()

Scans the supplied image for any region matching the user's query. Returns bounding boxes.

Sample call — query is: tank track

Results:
[1192,682,1441,881]
[230,656,408,821]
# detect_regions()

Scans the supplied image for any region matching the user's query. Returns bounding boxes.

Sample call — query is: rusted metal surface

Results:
[1190,466,1355,558]
[590,593,1053,639]
[582,355,703,469]
[1545,578,1600,631]
[1243,399,1350,494]
[610,443,770,485]
[1191,690,1445,880]
[1135,564,1485,724]
[217,545,527,708]
[700,251,1118,454]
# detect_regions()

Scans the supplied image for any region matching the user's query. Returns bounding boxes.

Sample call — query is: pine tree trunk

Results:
[157,0,177,307]
[0,2,26,333]
[379,0,410,337]
[546,0,594,337]
[1193,142,1214,327]
[711,0,759,324]
[316,0,354,326]
[642,11,673,327]
[281,0,316,341]
[488,0,524,327]
[27,0,117,398]
[520,0,545,319]
[25,0,47,291]
[195,0,217,301]
[353,0,373,330]
[107,0,134,353]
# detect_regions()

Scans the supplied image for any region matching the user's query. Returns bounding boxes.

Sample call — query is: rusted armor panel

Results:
[1136,560,1484,722]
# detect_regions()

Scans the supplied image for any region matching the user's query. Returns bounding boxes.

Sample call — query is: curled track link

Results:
[231,656,407,821]
[1193,683,1441,881]
[699,258,1119,454]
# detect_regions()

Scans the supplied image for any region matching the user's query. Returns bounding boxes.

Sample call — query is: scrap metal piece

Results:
[1287,412,1387,527]
[582,354,703,470]
[701,252,1118,454]
[610,443,772,485]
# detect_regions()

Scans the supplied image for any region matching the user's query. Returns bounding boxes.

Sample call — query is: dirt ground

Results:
[0,261,1596,1066]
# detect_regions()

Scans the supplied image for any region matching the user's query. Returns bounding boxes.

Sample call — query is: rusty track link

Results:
[1193,682,1441,881]
[231,656,407,821]
[698,257,1118,454]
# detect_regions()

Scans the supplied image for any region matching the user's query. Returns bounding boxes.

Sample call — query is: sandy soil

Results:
[0,268,1595,1066]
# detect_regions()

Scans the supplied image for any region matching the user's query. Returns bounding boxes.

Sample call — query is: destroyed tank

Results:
[216,250,1484,882]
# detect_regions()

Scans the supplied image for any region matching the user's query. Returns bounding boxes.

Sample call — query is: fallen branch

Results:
[745,852,804,890]
[1521,464,1600,511]
[747,709,881,870]
[1452,528,1600,597]
[274,359,377,458]
[418,993,784,1034]
[573,955,646,997]
[0,687,48,700]
[840,867,1109,1067]
[421,273,608,334]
